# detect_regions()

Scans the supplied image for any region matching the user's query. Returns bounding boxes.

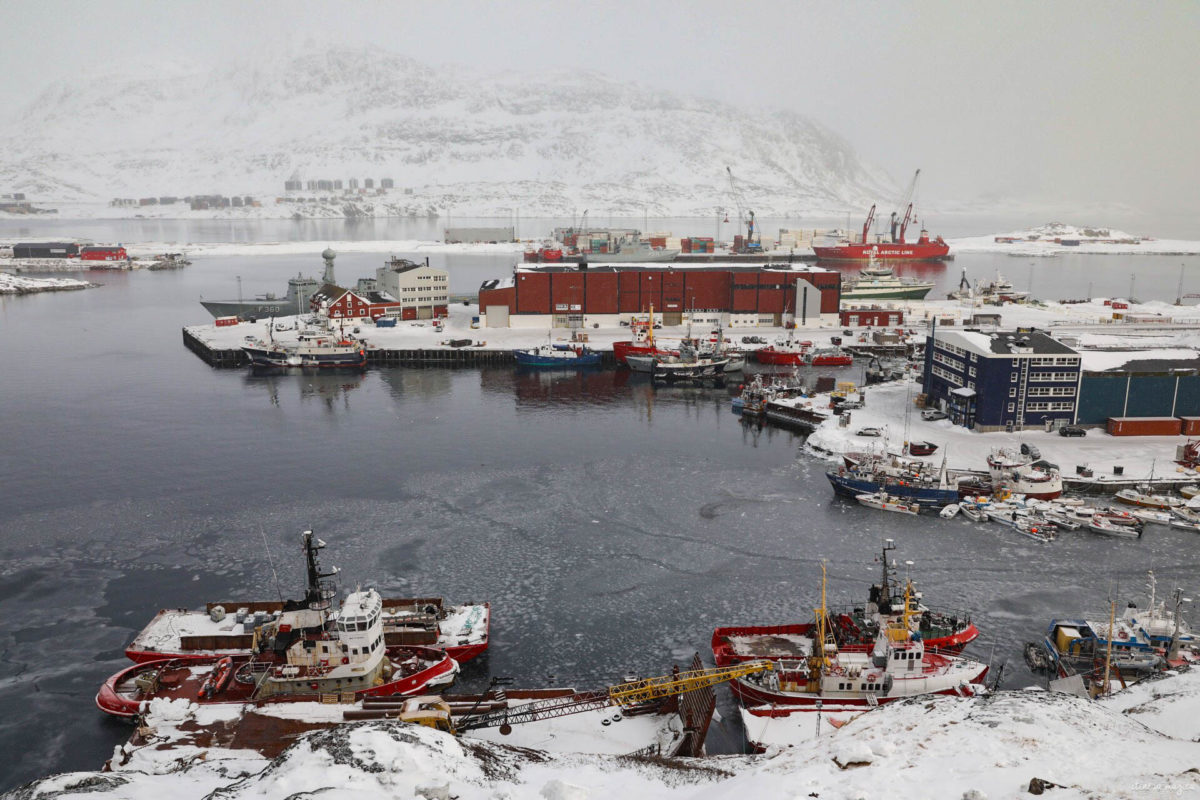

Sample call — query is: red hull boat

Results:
[754,340,812,365]
[813,170,950,262]
[98,646,458,719]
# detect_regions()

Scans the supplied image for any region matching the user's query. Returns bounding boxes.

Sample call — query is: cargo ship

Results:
[813,169,951,262]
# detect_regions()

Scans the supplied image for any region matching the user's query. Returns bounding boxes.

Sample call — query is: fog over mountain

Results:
[0,47,897,217]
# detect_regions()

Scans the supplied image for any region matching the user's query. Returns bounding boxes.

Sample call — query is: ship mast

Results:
[301,530,340,614]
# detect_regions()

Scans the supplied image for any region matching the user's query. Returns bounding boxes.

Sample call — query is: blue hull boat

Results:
[827,471,959,506]
[513,344,602,368]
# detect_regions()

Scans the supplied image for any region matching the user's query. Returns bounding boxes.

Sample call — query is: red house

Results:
[79,245,128,261]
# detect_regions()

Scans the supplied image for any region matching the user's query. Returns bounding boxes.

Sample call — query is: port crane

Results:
[725,166,762,253]
[889,169,922,244]
[351,659,774,735]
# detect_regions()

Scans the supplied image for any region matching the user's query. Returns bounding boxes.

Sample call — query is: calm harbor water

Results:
[1,232,1200,791]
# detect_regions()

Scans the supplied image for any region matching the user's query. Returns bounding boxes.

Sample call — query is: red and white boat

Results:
[124,532,490,665]
[754,338,812,365]
[97,587,459,718]
[613,306,676,366]
[712,540,980,666]
[725,567,988,712]
[812,171,950,262]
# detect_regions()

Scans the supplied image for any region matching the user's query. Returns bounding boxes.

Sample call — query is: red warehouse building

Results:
[478,265,840,328]
[839,306,905,327]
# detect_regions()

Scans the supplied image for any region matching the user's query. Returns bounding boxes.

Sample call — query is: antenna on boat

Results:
[260,525,284,604]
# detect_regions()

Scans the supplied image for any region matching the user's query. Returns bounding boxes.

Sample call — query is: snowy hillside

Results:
[15,680,1200,799]
[0,47,895,218]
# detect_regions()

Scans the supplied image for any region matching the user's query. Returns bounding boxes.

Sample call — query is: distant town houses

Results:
[108,195,260,210]
[282,177,396,195]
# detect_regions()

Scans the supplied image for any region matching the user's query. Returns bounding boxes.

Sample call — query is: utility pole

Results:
[1176,264,1185,305]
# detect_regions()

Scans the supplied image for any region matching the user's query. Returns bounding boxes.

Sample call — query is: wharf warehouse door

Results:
[417,306,433,320]
[486,305,509,328]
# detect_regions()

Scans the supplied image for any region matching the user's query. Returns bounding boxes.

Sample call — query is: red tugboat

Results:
[99,533,460,718]
[754,337,813,366]
[124,532,490,665]
[812,170,951,262]
[613,306,676,366]
[727,564,988,715]
[712,539,979,667]
[806,347,853,367]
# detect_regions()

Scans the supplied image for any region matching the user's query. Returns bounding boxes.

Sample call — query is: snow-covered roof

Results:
[1079,348,1200,373]
[933,329,1077,357]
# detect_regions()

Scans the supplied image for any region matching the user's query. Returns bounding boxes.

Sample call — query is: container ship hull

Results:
[814,242,950,261]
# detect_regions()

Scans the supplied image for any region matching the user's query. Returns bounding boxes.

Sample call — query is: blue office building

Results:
[922,329,1082,431]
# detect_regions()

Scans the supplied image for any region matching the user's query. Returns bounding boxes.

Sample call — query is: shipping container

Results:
[1107,416,1182,436]
[680,239,692,253]
[1179,416,1200,436]
[214,316,239,327]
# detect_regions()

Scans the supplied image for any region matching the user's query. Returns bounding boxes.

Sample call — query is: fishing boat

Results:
[856,492,920,515]
[986,444,1063,500]
[125,532,490,665]
[754,337,812,366]
[1121,571,1197,652]
[827,457,960,506]
[98,561,461,719]
[653,358,729,381]
[243,330,367,369]
[725,566,988,710]
[1040,618,1163,675]
[1114,488,1183,510]
[712,540,980,667]
[512,342,602,368]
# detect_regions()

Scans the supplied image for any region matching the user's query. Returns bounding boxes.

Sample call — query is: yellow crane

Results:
[362,660,774,735]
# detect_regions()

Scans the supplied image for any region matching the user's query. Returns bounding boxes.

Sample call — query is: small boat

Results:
[986,507,1056,542]
[1180,485,1200,500]
[1115,488,1183,510]
[959,502,988,523]
[856,491,920,515]
[1169,518,1200,533]
[513,343,602,368]
[1119,506,1173,526]
[1087,513,1143,539]
[940,503,961,519]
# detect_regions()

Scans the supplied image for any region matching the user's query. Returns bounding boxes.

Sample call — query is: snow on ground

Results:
[806,379,1200,483]
[0,271,90,294]
[18,676,1200,799]
[949,222,1200,255]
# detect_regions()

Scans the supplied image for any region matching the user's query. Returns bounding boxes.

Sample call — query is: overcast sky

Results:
[3,0,1196,217]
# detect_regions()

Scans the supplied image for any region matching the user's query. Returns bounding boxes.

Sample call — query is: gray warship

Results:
[200,248,336,319]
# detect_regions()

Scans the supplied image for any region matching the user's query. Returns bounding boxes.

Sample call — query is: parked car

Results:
[839,399,864,410]
[1059,426,1087,437]
[921,409,948,421]
[855,427,883,437]
[843,329,854,336]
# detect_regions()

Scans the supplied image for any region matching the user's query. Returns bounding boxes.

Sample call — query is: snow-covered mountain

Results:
[0,47,895,217]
